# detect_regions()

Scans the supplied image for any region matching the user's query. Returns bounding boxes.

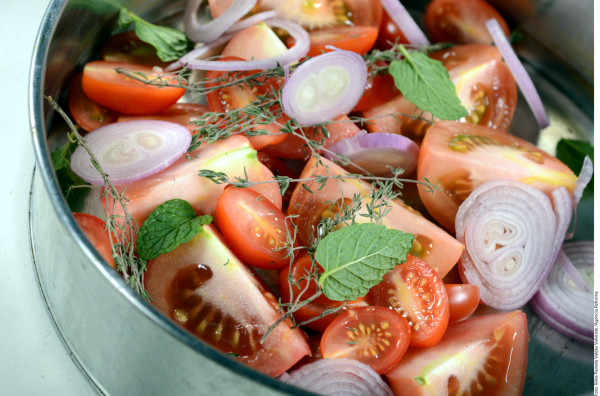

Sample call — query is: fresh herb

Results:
[137,199,212,261]
[51,133,89,205]
[117,8,192,62]
[556,138,594,199]
[388,45,468,121]
[315,223,414,301]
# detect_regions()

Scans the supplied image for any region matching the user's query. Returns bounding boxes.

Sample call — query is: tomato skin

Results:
[279,255,368,332]
[320,306,411,374]
[417,120,577,233]
[144,224,310,376]
[287,25,378,57]
[425,0,511,45]
[445,283,480,323]
[353,63,400,112]
[81,60,185,115]
[118,103,209,133]
[205,57,288,150]
[216,187,293,270]
[68,72,119,132]
[374,8,410,51]
[367,255,449,347]
[385,310,528,396]
[72,212,114,268]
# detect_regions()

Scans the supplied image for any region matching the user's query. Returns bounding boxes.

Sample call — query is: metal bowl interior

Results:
[29,0,593,395]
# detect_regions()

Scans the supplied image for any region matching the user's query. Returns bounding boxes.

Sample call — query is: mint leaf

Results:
[51,134,88,204]
[137,199,212,260]
[556,138,594,199]
[117,8,191,62]
[316,223,414,301]
[389,46,468,120]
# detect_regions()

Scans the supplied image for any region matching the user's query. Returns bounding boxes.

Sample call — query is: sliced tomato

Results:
[72,212,114,268]
[81,60,185,115]
[287,25,378,57]
[279,254,367,332]
[258,0,382,30]
[287,156,464,278]
[216,186,293,269]
[425,0,511,45]
[320,306,411,374]
[256,151,300,210]
[353,63,400,112]
[445,283,480,323]
[374,7,410,51]
[144,224,310,376]
[205,57,289,150]
[367,255,449,347]
[385,310,529,396]
[118,103,209,133]
[362,44,517,141]
[67,72,119,132]
[262,115,361,160]
[104,134,283,231]
[417,120,578,233]
[100,30,170,68]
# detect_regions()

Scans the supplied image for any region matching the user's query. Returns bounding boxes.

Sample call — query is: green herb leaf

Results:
[137,199,212,260]
[389,46,468,121]
[556,138,594,199]
[117,8,191,62]
[51,133,88,204]
[316,223,414,301]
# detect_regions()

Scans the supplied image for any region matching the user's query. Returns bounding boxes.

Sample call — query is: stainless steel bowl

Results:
[29,0,593,394]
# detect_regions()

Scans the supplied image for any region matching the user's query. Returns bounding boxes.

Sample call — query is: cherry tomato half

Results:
[425,0,510,45]
[367,255,449,347]
[216,186,293,269]
[287,25,378,57]
[81,60,185,115]
[445,283,480,323]
[72,212,114,268]
[320,306,411,374]
[279,254,367,332]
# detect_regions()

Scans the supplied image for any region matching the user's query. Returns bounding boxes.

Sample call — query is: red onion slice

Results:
[324,130,419,176]
[171,18,309,71]
[279,358,393,396]
[486,18,549,129]
[455,179,572,310]
[70,120,191,186]
[184,0,256,43]
[380,0,430,46]
[530,241,594,344]
[281,49,367,126]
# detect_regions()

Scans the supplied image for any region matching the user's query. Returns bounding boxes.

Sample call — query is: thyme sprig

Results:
[46,96,150,300]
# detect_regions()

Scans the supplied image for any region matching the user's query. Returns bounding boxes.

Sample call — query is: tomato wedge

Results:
[320,306,411,374]
[445,283,480,323]
[279,254,367,332]
[216,186,293,270]
[68,72,119,132]
[72,212,114,268]
[425,0,511,45]
[417,120,577,233]
[287,25,378,57]
[367,255,449,347]
[81,60,185,115]
[144,224,310,376]
[374,7,410,51]
[205,57,289,150]
[118,103,209,133]
[385,310,529,396]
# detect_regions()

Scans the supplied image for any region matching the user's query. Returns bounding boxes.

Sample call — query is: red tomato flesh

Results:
[320,306,411,374]
[385,310,529,396]
[118,103,209,133]
[82,60,185,115]
[144,224,310,376]
[367,255,450,347]
[216,186,293,269]
[287,25,378,57]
